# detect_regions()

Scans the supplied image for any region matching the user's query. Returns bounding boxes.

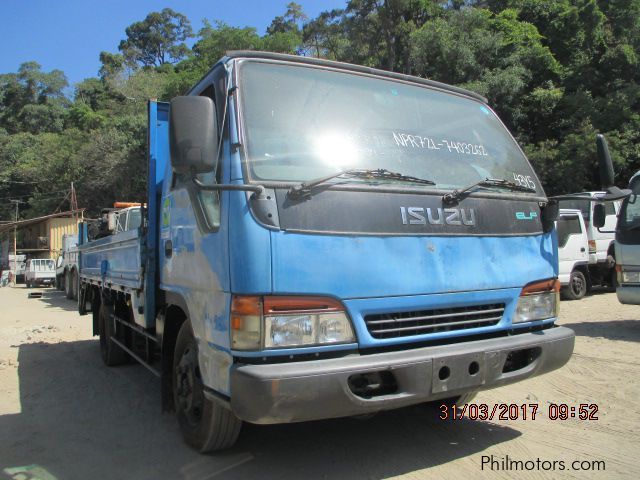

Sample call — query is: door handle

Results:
[165,240,173,258]
[580,247,586,252]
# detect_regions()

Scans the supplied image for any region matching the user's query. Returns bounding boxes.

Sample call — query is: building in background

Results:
[0,211,83,272]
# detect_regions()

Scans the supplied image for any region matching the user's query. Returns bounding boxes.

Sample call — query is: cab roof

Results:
[189,50,488,104]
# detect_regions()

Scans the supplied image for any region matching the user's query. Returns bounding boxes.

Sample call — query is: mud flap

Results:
[78,282,89,316]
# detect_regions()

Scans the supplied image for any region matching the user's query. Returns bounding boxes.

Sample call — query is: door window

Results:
[557,215,582,248]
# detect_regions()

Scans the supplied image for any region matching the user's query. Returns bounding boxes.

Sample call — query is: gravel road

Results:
[0,285,638,479]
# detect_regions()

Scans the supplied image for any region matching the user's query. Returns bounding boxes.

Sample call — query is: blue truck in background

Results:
[75,51,625,453]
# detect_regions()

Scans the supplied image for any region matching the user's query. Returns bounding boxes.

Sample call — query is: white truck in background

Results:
[25,258,56,288]
[557,209,589,300]
[559,193,621,292]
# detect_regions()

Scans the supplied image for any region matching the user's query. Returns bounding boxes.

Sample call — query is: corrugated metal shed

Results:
[49,217,80,253]
[0,210,84,261]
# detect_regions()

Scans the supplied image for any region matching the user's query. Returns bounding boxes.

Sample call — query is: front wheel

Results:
[606,254,617,292]
[173,322,242,452]
[562,270,587,300]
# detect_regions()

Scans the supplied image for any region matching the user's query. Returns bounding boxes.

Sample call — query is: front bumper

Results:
[616,285,640,305]
[230,326,575,424]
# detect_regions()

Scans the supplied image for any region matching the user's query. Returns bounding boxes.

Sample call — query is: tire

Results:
[173,322,242,452]
[71,270,78,300]
[606,254,617,292]
[98,302,128,366]
[562,270,587,300]
[65,270,73,300]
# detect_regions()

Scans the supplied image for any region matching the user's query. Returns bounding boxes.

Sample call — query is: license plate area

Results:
[431,352,485,394]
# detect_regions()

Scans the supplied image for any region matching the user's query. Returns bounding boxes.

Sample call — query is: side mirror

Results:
[170,96,218,175]
[595,134,631,201]
[596,134,614,188]
[593,203,606,228]
[541,200,559,233]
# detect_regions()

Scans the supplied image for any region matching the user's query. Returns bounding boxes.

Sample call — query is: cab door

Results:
[158,66,234,394]
[558,212,589,281]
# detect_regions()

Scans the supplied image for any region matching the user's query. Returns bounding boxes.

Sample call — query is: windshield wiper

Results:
[443,177,537,204]
[288,168,435,199]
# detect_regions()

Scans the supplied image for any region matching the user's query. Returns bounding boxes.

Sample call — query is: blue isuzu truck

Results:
[77,51,589,452]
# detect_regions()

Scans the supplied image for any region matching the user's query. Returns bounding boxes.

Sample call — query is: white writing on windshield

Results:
[392,131,488,157]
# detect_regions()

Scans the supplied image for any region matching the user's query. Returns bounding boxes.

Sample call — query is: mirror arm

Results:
[548,194,596,201]
[549,187,632,202]
[192,176,266,199]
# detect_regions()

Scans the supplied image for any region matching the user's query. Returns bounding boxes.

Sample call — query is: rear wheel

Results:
[65,270,73,299]
[98,302,127,366]
[173,322,242,452]
[562,270,587,300]
[71,270,78,300]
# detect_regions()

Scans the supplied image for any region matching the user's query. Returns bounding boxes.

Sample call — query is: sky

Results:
[0,0,347,86]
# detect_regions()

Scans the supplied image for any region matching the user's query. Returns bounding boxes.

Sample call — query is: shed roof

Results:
[0,210,84,235]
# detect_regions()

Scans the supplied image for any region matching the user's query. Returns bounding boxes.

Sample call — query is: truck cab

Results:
[113,206,143,234]
[25,258,56,288]
[557,209,589,300]
[559,192,620,289]
[79,52,577,452]
[614,172,640,304]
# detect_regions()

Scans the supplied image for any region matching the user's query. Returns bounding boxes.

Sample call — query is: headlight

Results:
[265,312,354,348]
[513,279,559,324]
[622,271,640,283]
[231,296,356,350]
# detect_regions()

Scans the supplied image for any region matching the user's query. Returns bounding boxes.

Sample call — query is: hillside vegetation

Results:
[1,0,638,219]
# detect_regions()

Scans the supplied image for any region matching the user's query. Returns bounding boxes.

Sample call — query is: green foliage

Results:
[0,62,68,134]
[118,8,193,67]
[2,1,640,220]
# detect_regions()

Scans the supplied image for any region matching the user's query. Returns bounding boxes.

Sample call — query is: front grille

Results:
[364,303,505,339]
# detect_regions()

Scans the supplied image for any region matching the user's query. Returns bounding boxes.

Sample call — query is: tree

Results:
[302,9,348,59]
[267,2,307,34]
[0,62,68,134]
[118,8,193,67]
[3,1,640,222]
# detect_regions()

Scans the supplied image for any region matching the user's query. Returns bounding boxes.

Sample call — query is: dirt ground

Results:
[0,285,638,480]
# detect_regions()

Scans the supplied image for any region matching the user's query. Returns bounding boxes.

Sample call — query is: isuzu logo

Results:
[400,207,476,226]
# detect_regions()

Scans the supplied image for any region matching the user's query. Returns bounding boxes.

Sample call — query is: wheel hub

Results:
[572,275,584,294]
[175,346,204,423]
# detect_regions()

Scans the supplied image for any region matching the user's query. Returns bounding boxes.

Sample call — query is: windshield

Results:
[127,208,142,230]
[238,61,542,194]
[558,199,591,221]
[618,181,640,230]
[31,259,55,271]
